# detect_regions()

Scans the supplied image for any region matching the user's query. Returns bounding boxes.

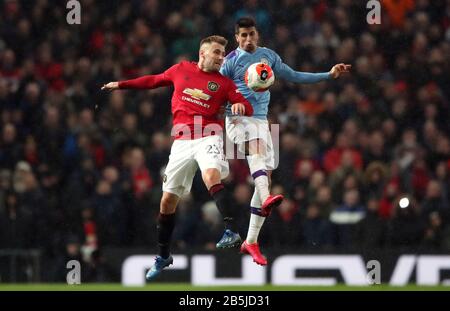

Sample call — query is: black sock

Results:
[209,183,238,233]
[156,213,176,259]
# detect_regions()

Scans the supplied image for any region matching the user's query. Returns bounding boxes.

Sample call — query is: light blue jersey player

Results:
[220,17,351,265]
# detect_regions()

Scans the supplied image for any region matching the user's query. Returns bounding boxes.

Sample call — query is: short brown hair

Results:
[200,35,228,48]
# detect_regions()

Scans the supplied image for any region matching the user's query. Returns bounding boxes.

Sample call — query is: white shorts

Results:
[162,135,229,197]
[225,116,276,170]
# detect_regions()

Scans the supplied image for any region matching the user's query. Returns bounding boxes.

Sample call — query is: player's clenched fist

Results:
[329,63,352,79]
[231,103,246,115]
[101,82,119,91]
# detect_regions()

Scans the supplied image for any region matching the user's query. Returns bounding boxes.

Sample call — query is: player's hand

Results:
[231,103,246,115]
[101,82,119,91]
[329,63,351,79]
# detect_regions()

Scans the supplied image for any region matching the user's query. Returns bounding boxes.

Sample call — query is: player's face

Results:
[202,42,225,72]
[236,27,258,52]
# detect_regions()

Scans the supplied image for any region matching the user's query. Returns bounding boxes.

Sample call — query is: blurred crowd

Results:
[1,0,450,281]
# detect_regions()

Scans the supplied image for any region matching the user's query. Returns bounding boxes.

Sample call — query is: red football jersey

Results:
[118,61,253,139]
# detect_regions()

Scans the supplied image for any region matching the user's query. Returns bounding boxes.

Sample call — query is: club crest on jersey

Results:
[260,58,269,65]
[207,81,219,92]
[182,88,211,100]
[163,174,167,183]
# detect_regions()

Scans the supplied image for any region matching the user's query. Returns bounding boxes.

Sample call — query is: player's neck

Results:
[197,61,213,73]
[240,46,257,54]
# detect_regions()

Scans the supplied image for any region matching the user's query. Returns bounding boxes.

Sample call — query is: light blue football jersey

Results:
[220,47,331,119]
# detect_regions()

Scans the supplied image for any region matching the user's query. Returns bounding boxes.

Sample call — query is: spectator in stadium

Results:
[422,211,445,250]
[301,203,332,249]
[354,198,387,249]
[387,199,425,249]
[421,180,449,222]
[267,198,302,247]
[0,189,33,249]
[330,189,365,248]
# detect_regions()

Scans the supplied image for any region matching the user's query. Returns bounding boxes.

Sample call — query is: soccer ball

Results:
[244,62,275,92]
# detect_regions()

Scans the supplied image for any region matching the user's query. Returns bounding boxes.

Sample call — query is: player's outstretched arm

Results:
[329,63,352,79]
[101,71,174,91]
[101,82,119,91]
[274,51,351,83]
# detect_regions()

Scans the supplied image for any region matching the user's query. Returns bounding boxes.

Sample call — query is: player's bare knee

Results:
[160,200,176,214]
[160,193,178,214]
[202,169,221,189]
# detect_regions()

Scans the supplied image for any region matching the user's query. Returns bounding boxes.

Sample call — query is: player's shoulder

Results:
[214,71,233,82]
[177,60,196,68]
[170,61,198,74]
[213,71,235,87]
[258,46,278,57]
[225,49,240,61]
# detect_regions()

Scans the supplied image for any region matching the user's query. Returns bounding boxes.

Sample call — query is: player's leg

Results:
[245,168,273,242]
[227,117,277,217]
[241,144,272,266]
[157,192,179,258]
[246,119,283,216]
[241,182,268,265]
[146,191,179,280]
[242,126,282,265]
[247,138,283,216]
[247,138,270,202]
[195,135,242,248]
[202,167,242,248]
[147,140,196,280]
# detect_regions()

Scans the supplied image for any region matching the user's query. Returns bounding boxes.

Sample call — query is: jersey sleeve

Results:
[118,64,177,89]
[226,80,253,116]
[272,51,331,84]
[219,52,235,78]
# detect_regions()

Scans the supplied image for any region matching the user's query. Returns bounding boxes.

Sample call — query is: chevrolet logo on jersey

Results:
[182,88,211,101]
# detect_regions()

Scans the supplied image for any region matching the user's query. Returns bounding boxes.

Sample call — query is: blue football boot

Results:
[216,229,242,248]
[145,255,173,280]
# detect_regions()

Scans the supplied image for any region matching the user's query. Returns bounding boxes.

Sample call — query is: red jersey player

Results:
[101,35,253,280]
